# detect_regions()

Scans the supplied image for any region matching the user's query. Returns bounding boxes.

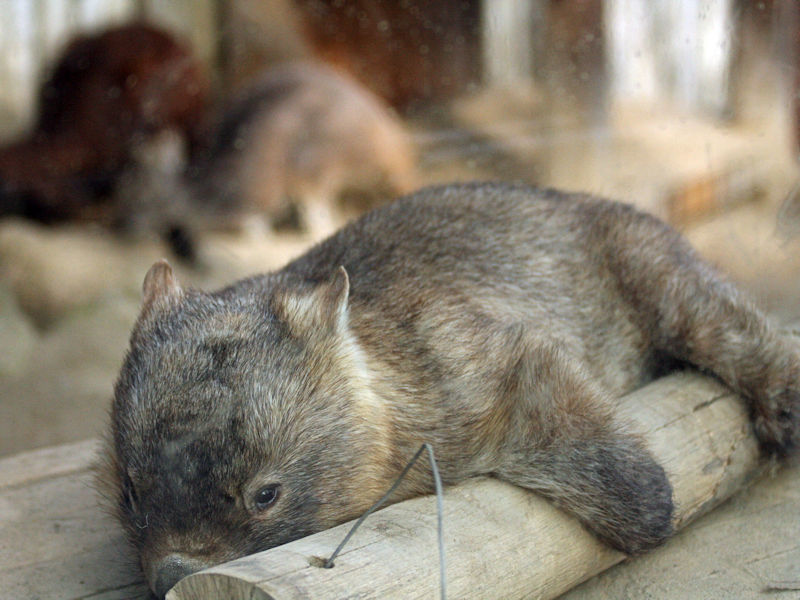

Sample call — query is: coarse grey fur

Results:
[102,182,800,598]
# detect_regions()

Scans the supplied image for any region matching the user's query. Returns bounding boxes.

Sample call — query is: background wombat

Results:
[102,182,800,598]
[114,61,417,244]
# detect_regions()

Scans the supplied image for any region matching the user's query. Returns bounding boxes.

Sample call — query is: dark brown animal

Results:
[103,183,799,598]
[0,23,209,223]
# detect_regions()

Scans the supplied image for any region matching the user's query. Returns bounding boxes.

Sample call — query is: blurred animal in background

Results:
[116,61,417,243]
[0,22,209,224]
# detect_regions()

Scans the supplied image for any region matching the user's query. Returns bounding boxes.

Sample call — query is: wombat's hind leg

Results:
[660,277,800,457]
[606,211,800,456]
[495,340,674,554]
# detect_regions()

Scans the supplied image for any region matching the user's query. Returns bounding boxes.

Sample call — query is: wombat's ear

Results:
[272,266,350,338]
[140,259,183,316]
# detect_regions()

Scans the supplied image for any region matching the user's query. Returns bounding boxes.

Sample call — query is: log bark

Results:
[168,370,768,600]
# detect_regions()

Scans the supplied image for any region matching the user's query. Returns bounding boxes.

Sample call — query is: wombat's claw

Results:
[754,390,799,457]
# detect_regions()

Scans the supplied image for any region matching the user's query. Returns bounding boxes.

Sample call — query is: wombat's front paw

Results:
[595,459,675,555]
[753,388,799,457]
[555,440,676,556]
[607,512,674,556]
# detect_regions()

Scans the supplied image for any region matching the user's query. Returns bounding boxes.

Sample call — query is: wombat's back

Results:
[268,183,672,394]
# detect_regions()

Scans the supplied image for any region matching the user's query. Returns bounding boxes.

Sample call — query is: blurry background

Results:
[2,0,800,456]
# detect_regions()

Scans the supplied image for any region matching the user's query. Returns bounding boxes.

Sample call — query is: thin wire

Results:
[427,443,447,600]
[323,443,447,600]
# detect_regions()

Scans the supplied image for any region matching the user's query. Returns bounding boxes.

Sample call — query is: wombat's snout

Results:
[147,553,209,599]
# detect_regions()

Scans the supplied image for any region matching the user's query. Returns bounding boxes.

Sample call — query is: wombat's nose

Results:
[149,553,208,599]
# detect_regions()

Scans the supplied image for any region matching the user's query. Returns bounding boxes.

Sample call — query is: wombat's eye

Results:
[253,484,281,511]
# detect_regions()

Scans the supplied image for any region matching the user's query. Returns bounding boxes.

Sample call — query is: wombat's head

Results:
[102,260,391,598]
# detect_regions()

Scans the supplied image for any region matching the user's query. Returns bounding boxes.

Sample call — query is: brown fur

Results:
[0,23,209,224]
[293,0,482,110]
[102,183,799,598]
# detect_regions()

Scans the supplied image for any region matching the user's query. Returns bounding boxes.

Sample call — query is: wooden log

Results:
[0,439,151,599]
[168,370,768,600]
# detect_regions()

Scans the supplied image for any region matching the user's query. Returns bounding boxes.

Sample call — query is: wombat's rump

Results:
[103,182,800,598]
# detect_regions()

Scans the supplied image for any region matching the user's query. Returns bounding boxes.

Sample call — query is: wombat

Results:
[115,61,416,242]
[102,182,799,598]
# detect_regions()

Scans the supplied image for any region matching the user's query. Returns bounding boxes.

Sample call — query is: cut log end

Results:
[166,573,275,600]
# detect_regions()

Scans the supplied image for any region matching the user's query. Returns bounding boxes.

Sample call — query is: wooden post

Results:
[168,370,768,600]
